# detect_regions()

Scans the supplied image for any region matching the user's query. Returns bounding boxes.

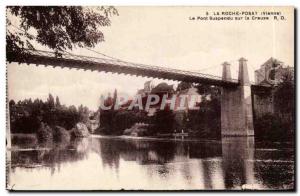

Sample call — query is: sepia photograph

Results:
[5,6,295,191]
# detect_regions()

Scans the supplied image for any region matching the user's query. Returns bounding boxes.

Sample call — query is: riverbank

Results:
[91,134,221,143]
[10,133,294,145]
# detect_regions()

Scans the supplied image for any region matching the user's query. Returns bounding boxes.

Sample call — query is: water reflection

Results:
[8,136,294,190]
[222,137,256,189]
[11,138,89,174]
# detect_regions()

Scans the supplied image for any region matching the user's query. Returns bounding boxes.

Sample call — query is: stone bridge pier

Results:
[221,58,254,136]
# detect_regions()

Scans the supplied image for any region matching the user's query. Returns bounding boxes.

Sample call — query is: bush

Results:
[36,122,53,143]
[53,126,71,143]
[254,113,292,141]
[97,109,149,135]
[93,126,107,135]
[71,122,90,137]
[151,108,175,134]
[123,123,150,136]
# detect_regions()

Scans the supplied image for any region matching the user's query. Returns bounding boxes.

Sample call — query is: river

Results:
[7,135,294,190]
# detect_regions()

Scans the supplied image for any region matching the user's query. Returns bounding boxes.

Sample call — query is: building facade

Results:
[253,57,294,119]
[255,57,294,86]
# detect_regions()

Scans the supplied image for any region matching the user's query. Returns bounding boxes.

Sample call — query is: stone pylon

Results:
[222,61,231,81]
[221,58,254,136]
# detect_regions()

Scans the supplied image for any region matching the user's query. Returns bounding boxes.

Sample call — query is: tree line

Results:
[95,82,222,139]
[9,94,91,134]
[96,74,295,141]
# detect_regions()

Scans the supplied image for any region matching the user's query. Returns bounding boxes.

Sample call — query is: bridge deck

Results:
[8,49,239,87]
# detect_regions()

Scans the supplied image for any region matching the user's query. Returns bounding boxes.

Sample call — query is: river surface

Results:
[7,135,294,190]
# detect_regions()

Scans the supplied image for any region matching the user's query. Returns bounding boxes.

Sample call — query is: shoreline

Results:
[90,134,221,143]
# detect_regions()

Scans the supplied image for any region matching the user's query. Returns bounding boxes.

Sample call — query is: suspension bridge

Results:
[8,49,240,87]
[7,48,264,136]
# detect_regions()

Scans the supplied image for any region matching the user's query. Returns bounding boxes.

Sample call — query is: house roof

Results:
[151,82,174,93]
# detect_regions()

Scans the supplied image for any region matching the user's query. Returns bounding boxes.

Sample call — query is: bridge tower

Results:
[221,58,254,136]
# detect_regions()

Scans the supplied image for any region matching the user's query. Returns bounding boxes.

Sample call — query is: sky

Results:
[7,6,294,110]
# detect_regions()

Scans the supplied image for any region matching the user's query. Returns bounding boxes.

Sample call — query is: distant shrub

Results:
[123,123,150,136]
[254,113,293,141]
[150,108,175,134]
[97,109,149,135]
[36,122,53,143]
[53,126,71,143]
[71,123,90,138]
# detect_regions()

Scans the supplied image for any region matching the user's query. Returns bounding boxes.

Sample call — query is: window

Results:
[269,69,276,81]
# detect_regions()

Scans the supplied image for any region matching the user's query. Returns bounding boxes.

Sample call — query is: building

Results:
[174,86,201,112]
[253,57,294,119]
[255,57,294,86]
[137,80,155,97]
[135,81,201,115]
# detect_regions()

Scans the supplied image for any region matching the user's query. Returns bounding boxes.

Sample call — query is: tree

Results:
[152,107,175,134]
[9,99,15,107]
[55,96,61,108]
[97,92,116,135]
[274,72,294,117]
[195,84,221,100]
[273,71,295,133]
[78,104,90,123]
[8,94,92,133]
[176,82,192,91]
[6,6,118,60]
[47,93,55,109]
[186,84,222,138]
[112,89,117,108]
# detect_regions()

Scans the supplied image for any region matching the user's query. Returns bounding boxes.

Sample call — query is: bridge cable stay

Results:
[187,59,236,72]
[8,23,240,84]
[84,47,124,62]
[247,62,266,84]
[83,47,226,80]
[26,48,241,83]
[9,24,119,63]
[62,46,229,81]
[191,64,220,72]
[232,69,257,84]
[9,23,115,61]
[10,24,132,64]
[27,48,237,83]
[194,59,238,72]
[13,47,242,84]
